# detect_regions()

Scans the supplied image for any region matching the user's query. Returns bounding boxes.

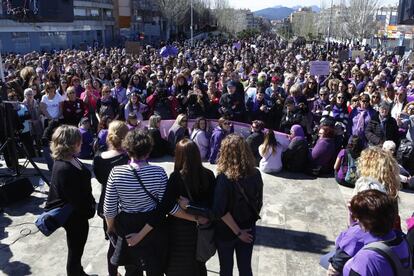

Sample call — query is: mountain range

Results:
[254,5,320,21]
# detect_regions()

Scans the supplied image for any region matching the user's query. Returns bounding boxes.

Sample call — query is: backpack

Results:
[362,236,412,276]
[344,150,358,185]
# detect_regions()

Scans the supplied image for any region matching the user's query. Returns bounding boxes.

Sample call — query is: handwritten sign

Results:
[125,41,142,55]
[310,61,330,76]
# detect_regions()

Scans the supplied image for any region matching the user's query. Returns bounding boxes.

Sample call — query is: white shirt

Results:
[41,93,63,119]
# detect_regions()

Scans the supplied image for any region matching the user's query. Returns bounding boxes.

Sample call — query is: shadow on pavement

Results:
[271,171,317,180]
[0,194,45,276]
[255,225,334,254]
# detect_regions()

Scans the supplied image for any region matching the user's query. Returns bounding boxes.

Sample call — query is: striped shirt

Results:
[104,164,179,218]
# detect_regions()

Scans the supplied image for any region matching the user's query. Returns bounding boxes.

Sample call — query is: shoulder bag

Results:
[182,177,216,262]
[234,181,261,221]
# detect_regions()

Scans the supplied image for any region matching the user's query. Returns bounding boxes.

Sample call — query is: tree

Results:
[317,0,380,42]
[344,0,380,41]
[157,0,190,40]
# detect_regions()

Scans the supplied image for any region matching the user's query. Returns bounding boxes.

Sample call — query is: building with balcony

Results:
[0,0,116,53]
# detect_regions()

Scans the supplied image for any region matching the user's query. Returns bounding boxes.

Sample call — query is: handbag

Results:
[35,204,74,236]
[182,178,216,262]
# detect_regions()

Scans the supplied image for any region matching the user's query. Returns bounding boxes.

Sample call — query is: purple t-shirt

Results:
[343,235,410,276]
[336,224,411,276]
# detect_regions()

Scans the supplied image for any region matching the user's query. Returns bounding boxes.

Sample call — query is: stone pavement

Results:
[1,157,414,276]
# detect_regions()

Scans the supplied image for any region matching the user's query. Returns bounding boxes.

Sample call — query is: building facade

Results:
[0,0,115,53]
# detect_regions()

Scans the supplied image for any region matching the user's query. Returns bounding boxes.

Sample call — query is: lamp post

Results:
[327,0,333,51]
[190,0,194,47]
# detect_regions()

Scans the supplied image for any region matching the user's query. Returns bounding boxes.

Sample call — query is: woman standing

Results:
[96,85,119,121]
[104,129,184,276]
[166,139,215,276]
[23,88,43,156]
[93,121,129,276]
[40,82,63,127]
[62,86,85,126]
[213,134,263,276]
[45,125,96,276]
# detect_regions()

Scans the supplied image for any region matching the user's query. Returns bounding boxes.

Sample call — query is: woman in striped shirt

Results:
[104,129,197,276]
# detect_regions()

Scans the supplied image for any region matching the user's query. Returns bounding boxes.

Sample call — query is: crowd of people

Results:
[2,33,414,275]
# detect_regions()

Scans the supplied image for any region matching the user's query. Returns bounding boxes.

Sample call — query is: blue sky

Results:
[228,0,399,11]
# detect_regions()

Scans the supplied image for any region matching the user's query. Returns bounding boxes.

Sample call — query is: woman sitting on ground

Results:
[208,117,232,164]
[190,117,210,160]
[282,124,309,173]
[168,114,190,153]
[334,135,364,187]
[309,125,337,175]
[258,130,289,174]
[147,114,170,158]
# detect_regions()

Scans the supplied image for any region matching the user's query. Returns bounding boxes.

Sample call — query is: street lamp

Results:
[327,0,333,51]
[190,0,194,47]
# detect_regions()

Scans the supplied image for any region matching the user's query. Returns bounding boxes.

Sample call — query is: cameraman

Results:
[146,83,178,119]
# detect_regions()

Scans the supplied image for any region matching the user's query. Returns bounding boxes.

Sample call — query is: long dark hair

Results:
[174,138,208,197]
[261,130,279,155]
[347,135,364,159]
[192,116,207,131]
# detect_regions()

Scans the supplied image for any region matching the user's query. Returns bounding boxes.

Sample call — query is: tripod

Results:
[0,134,50,186]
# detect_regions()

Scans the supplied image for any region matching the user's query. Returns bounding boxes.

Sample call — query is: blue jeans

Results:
[216,225,255,276]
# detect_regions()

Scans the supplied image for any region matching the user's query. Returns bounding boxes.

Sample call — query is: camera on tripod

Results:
[0,100,49,185]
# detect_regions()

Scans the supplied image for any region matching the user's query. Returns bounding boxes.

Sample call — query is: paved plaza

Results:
[1,157,414,276]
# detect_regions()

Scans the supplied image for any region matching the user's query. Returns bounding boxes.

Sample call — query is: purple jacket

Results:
[310,137,336,173]
[208,126,227,164]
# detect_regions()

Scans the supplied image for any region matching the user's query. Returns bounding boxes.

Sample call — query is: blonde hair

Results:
[217,134,256,181]
[174,113,187,127]
[149,114,161,128]
[106,120,129,150]
[403,102,414,113]
[358,147,400,198]
[51,125,82,160]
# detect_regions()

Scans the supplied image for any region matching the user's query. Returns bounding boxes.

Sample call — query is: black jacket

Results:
[213,169,263,241]
[219,92,246,122]
[282,138,309,173]
[365,114,399,147]
[246,131,265,165]
[45,159,96,219]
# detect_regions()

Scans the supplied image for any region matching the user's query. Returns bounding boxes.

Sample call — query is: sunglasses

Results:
[360,100,369,103]
[320,93,328,96]
[337,96,344,99]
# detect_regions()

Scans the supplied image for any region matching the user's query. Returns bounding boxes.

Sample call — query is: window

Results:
[74,8,86,16]
[390,15,397,25]
[105,10,112,17]
[90,9,99,17]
